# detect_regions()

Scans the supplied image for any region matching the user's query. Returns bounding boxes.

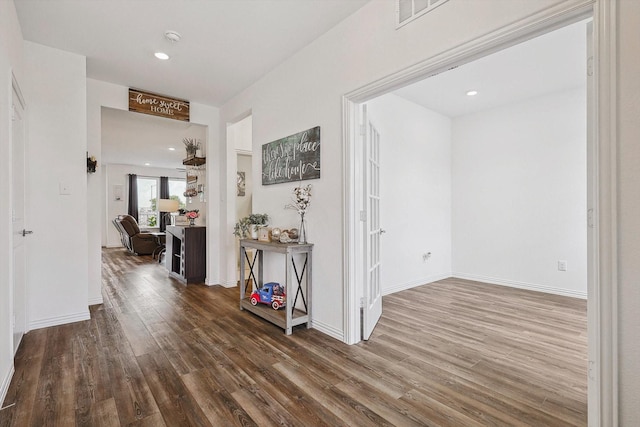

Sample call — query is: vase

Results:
[189,217,195,226]
[298,213,307,244]
[250,224,259,239]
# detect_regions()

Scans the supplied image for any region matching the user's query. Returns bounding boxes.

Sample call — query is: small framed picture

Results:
[237,172,246,196]
[258,227,271,242]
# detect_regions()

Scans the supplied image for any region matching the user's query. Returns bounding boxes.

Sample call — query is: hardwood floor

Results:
[0,248,587,426]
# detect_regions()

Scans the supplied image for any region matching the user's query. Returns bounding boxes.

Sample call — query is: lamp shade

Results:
[158,198,179,213]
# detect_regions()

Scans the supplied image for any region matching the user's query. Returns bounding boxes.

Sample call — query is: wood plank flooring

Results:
[0,248,587,426]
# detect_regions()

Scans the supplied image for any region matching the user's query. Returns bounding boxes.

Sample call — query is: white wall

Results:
[366,89,586,299]
[87,79,221,290]
[0,0,24,405]
[452,88,587,298]
[23,41,89,329]
[218,0,582,340]
[232,115,253,152]
[366,94,452,295]
[104,164,186,248]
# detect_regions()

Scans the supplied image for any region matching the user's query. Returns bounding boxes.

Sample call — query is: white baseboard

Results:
[452,272,588,299]
[88,296,103,305]
[311,319,344,342]
[382,273,452,296]
[0,365,14,409]
[29,310,91,331]
[219,279,237,288]
[203,280,234,288]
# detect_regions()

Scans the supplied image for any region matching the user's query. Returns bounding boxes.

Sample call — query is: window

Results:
[169,179,187,210]
[136,176,186,228]
[137,177,158,227]
[397,0,449,28]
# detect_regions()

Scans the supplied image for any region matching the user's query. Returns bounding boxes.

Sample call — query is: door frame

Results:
[342,1,617,425]
[224,111,253,287]
[10,73,28,355]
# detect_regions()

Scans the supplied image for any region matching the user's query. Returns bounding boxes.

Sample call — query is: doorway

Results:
[361,17,590,327]
[226,114,253,284]
[100,107,207,249]
[236,152,253,279]
[343,4,613,424]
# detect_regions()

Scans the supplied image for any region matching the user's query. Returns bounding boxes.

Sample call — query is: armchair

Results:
[113,215,159,255]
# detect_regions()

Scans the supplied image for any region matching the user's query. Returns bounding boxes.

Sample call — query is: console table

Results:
[239,239,313,335]
[165,225,206,284]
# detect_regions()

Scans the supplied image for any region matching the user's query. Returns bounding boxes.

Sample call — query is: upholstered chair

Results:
[114,215,158,255]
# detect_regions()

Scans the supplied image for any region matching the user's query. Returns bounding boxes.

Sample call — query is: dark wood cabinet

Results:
[165,225,206,284]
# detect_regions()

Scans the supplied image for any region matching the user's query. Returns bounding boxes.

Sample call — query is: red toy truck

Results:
[250,282,286,310]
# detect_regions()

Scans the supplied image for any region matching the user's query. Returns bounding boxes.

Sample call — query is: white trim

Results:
[452,273,588,300]
[0,366,15,409]
[219,280,237,288]
[591,0,618,425]
[311,320,344,342]
[88,296,103,305]
[382,273,451,296]
[342,95,359,345]
[235,149,252,156]
[28,310,91,331]
[11,73,25,110]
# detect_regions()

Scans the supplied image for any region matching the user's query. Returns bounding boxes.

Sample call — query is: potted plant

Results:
[185,209,199,226]
[234,213,269,239]
[183,137,200,158]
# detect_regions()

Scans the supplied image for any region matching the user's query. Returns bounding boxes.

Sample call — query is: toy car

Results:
[250,282,286,310]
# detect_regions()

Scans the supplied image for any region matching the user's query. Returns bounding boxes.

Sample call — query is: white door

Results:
[362,105,383,340]
[12,80,28,354]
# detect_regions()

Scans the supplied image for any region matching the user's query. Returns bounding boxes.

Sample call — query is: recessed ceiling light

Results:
[168,147,176,151]
[144,162,151,166]
[466,90,478,96]
[154,52,170,60]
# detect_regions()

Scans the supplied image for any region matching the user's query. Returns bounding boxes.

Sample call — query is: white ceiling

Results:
[14,0,370,107]
[393,19,588,117]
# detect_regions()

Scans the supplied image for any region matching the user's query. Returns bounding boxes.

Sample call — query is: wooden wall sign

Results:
[128,89,190,122]
[262,126,321,185]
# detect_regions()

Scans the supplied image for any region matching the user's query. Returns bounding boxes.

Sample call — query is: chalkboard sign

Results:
[262,126,321,185]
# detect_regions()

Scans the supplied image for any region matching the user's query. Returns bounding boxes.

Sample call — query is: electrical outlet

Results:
[59,180,71,195]
[558,260,567,271]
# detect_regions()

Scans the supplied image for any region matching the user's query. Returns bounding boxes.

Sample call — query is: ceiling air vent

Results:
[396,0,450,28]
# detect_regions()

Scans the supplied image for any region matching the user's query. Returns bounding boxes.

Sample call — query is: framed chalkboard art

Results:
[262,126,320,185]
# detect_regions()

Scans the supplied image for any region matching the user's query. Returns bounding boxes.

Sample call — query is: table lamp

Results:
[158,198,180,228]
